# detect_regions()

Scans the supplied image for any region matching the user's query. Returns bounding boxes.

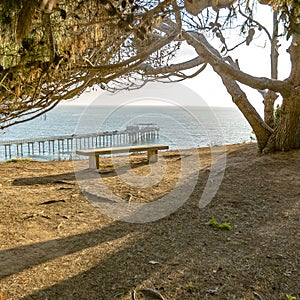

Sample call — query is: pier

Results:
[0,124,159,160]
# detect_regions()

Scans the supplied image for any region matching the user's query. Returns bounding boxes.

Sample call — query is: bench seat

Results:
[76,144,169,169]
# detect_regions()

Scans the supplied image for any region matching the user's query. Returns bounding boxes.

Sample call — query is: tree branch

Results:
[182,30,289,95]
[220,74,273,150]
[77,29,179,72]
[42,13,56,61]
[140,56,206,75]
[0,100,59,130]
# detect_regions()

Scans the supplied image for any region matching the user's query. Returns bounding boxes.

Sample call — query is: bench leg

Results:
[147,149,158,163]
[88,154,100,169]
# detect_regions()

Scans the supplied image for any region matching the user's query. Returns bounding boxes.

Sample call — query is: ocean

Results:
[0,105,252,161]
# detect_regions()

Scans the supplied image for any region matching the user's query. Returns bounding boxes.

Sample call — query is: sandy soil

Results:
[0,143,299,300]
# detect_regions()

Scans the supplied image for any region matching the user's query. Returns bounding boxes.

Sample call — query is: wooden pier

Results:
[0,124,159,160]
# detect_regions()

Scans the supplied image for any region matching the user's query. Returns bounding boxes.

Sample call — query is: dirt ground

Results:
[0,143,299,300]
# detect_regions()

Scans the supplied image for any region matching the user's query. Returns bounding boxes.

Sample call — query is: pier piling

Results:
[0,124,160,160]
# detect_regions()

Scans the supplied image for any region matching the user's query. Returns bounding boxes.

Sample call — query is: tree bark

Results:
[263,34,300,152]
[42,13,56,62]
[183,31,274,150]
[263,11,279,128]
[264,90,300,152]
[183,31,288,94]
[220,75,273,150]
[184,28,300,152]
[263,90,278,127]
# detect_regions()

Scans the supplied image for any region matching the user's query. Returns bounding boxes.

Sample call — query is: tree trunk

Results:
[220,75,273,150]
[263,11,279,128]
[263,33,300,152]
[184,29,299,153]
[263,90,278,127]
[263,91,300,152]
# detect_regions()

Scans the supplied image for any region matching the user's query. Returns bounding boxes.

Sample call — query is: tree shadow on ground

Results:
[12,159,153,186]
[2,188,299,300]
[12,172,76,186]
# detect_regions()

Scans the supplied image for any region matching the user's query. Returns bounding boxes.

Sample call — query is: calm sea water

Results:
[0,105,252,160]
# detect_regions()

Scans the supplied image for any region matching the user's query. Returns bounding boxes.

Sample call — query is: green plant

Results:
[218,222,232,230]
[208,217,219,228]
[176,223,183,231]
[275,104,281,125]
[286,294,296,300]
[208,217,232,230]
[186,282,198,291]
[250,130,257,141]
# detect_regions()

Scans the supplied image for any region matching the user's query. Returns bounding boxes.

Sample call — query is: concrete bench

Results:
[76,144,169,169]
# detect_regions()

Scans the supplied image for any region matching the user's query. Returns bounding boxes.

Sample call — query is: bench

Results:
[76,144,169,169]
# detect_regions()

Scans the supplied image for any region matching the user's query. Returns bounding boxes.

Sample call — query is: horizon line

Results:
[59,103,235,108]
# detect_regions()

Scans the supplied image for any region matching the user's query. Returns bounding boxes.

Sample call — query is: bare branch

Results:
[238,6,272,42]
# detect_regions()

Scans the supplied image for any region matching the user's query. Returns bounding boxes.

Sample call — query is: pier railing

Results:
[0,127,160,160]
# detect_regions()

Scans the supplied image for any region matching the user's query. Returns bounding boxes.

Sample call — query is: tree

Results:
[0,0,299,152]
[133,0,300,152]
[0,0,178,127]
[133,0,300,153]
